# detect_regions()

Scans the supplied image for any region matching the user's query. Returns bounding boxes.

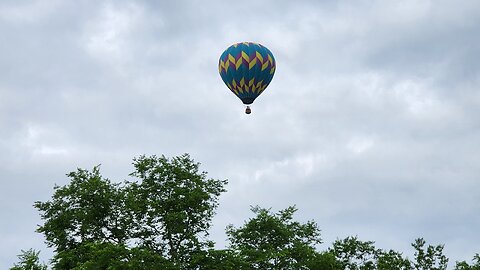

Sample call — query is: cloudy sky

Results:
[1,0,479,268]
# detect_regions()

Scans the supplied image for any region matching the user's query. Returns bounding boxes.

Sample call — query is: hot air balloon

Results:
[218,42,276,114]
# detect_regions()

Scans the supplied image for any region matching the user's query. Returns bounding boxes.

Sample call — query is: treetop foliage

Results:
[11,154,479,270]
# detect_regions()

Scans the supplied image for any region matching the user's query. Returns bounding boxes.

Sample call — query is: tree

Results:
[330,236,450,270]
[330,237,412,270]
[455,254,480,270]
[34,166,131,268]
[189,249,251,270]
[127,154,228,268]
[306,251,343,270]
[10,249,47,270]
[18,153,480,269]
[330,236,378,270]
[376,249,412,270]
[412,238,448,270]
[226,205,322,269]
[58,242,177,270]
[34,154,227,269]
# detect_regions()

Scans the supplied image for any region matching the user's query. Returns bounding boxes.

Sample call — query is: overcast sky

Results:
[1,0,479,268]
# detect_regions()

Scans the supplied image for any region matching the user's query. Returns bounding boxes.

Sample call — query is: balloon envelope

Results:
[219,42,276,105]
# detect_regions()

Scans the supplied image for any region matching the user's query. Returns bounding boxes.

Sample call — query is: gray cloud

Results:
[1,0,479,268]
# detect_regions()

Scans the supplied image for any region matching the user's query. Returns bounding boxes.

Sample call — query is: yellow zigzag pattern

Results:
[226,78,267,95]
[219,51,274,74]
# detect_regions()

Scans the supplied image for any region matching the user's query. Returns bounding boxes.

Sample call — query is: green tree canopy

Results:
[10,249,47,270]
[34,154,227,269]
[10,153,478,269]
[455,254,480,270]
[226,205,322,269]
[412,238,448,270]
[330,236,379,270]
[329,236,449,270]
[127,154,228,267]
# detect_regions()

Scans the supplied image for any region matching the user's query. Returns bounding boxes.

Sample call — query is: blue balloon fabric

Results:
[219,42,276,105]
